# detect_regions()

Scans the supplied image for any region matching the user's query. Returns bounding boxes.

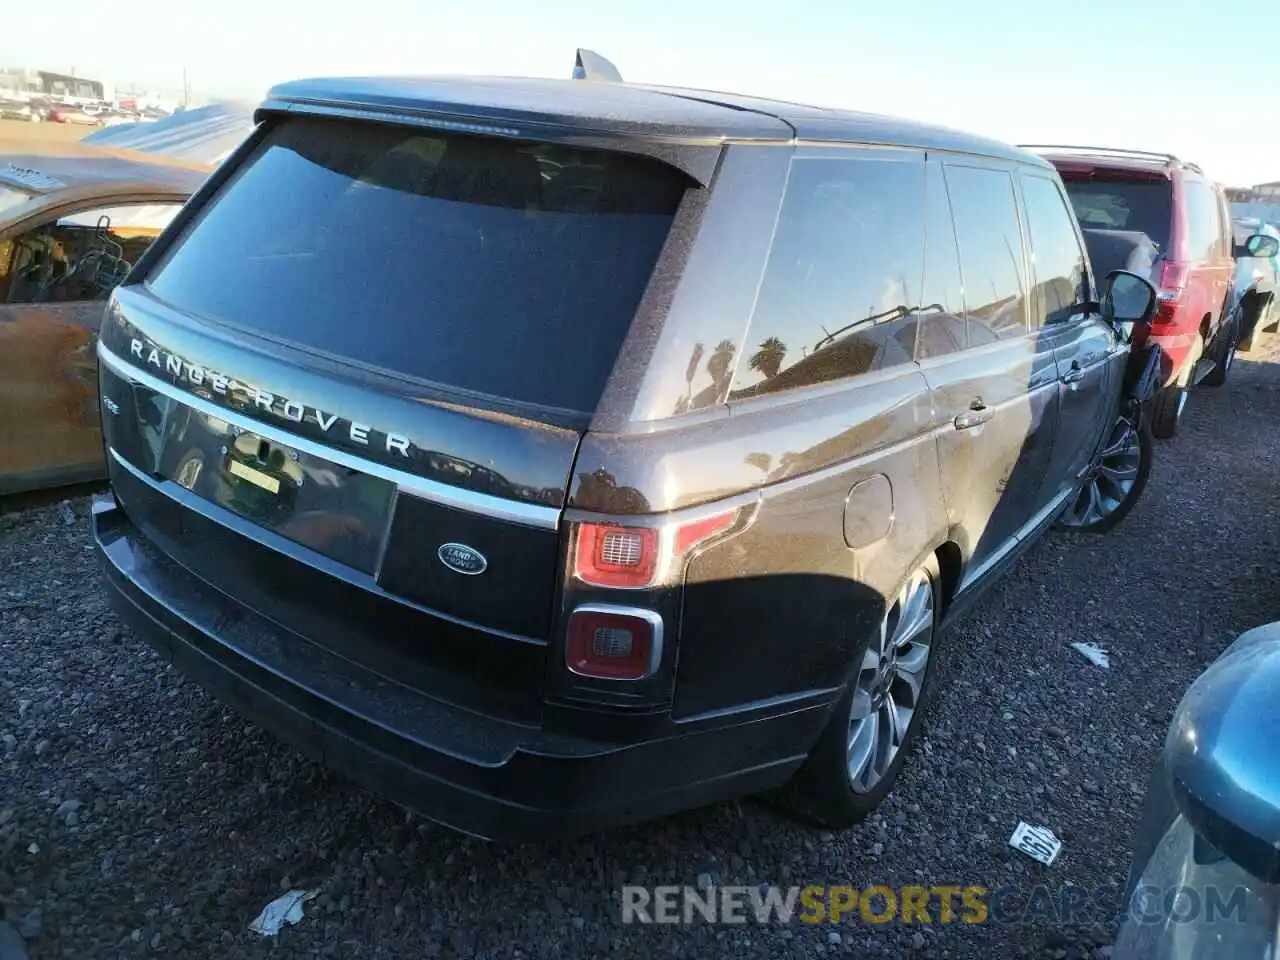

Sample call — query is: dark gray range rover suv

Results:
[92,73,1159,840]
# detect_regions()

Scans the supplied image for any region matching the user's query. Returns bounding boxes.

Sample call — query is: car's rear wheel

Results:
[1055,413,1151,534]
[1203,317,1238,387]
[782,560,941,828]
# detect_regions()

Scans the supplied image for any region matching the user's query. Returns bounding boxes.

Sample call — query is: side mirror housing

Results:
[1243,233,1280,259]
[1165,625,1280,884]
[1100,269,1158,340]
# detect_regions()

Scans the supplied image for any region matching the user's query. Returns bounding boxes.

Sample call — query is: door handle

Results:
[1061,364,1086,385]
[953,401,993,431]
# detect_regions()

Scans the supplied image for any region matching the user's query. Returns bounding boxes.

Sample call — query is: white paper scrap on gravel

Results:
[1009,822,1063,866]
[249,890,318,937]
[1069,642,1111,669]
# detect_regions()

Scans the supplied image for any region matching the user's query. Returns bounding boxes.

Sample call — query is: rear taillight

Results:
[1154,261,1189,324]
[574,524,659,588]
[1157,261,1189,303]
[565,606,663,680]
[572,509,739,589]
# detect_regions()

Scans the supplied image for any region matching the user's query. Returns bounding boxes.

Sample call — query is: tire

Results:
[1150,333,1201,439]
[1203,317,1238,387]
[1149,383,1184,439]
[779,558,942,829]
[1055,414,1152,534]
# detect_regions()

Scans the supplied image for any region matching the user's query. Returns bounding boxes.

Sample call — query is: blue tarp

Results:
[82,101,256,166]
[1231,201,1280,229]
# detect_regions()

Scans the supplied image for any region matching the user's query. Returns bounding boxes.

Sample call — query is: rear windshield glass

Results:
[145,117,687,414]
[1060,177,1172,252]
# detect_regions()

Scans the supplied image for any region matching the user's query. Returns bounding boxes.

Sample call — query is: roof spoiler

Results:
[572,49,623,83]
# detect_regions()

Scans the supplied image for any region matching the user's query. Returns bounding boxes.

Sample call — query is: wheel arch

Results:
[933,540,963,618]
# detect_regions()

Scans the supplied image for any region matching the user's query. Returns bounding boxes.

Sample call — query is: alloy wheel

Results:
[1058,417,1142,529]
[847,569,934,793]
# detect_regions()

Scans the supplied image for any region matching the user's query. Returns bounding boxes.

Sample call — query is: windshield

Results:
[0,183,34,221]
[1061,178,1172,252]
[145,117,688,415]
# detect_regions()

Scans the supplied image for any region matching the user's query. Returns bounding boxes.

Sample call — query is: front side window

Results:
[3,201,183,305]
[146,117,688,415]
[944,165,1028,340]
[1020,174,1088,327]
[730,156,926,399]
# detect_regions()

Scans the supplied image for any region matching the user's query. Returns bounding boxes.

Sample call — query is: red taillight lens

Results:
[565,607,661,680]
[573,509,740,589]
[1156,261,1189,302]
[1153,262,1188,325]
[673,510,738,557]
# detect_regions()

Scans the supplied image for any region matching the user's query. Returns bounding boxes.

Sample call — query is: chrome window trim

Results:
[98,340,560,530]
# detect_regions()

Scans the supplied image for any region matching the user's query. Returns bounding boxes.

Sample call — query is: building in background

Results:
[1228,182,1280,201]
[0,67,105,102]
[1229,182,1280,225]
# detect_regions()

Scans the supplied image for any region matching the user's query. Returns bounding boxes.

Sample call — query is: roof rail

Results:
[572,49,624,83]
[1018,144,1193,168]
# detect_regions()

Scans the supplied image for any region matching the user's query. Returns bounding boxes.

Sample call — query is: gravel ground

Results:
[3,348,1279,960]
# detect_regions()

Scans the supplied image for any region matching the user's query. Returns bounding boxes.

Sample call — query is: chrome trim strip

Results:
[98,340,560,530]
[106,446,547,647]
[958,488,1074,593]
[566,604,665,681]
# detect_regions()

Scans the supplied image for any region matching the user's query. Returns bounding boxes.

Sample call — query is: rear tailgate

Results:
[99,113,690,721]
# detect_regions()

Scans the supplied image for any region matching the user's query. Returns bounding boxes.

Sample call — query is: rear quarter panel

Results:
[576,365,946,720]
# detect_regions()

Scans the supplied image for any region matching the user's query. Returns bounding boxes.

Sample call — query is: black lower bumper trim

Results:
[92,496,829,841]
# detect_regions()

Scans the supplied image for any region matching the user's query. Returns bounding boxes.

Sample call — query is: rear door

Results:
[1018,171,1123,495]
[920,161,1060,586]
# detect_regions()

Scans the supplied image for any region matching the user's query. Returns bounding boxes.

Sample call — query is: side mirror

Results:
[1100,269,1158,338]
[1243,233,1280,259]
[1165,626,1280,884]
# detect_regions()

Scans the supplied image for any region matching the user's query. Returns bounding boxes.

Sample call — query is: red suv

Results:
[1025,147,1236,438]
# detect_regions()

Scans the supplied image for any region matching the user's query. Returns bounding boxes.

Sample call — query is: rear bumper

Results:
[93,495,828,841]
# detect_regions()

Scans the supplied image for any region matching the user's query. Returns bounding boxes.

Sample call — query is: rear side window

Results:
[145,117,687,414]
[944,165,1028,340]
[729,157,925,399]
[1184,180,1223,262]
[915,163,967,359]
[1020,174,1088,327]
[1060,177,1172,253]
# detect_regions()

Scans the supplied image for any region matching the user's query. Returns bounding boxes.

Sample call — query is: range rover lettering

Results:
[93,66,1160,840]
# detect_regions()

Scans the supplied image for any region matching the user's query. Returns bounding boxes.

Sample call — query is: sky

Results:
[4,0,1277,185]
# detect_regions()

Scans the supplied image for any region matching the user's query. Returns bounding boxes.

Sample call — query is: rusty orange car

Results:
[0,139,209,495]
